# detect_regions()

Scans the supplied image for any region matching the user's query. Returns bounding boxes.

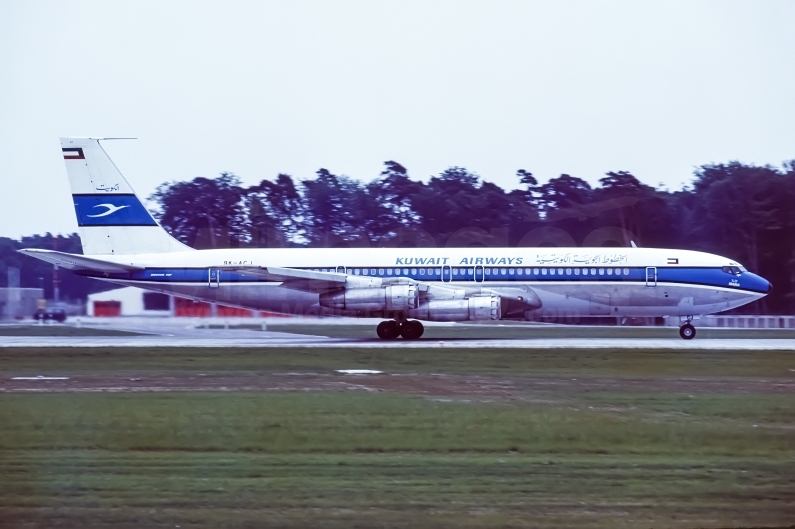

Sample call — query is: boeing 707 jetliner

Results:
[20,138,772,340]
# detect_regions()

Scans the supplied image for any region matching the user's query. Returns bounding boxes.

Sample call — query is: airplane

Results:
[19,137,772,340]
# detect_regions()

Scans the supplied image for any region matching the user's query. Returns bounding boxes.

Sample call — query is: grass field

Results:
[0,324,141,337]
[1,346,794,528]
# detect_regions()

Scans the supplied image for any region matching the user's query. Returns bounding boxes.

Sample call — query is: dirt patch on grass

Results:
[2,371,793,397]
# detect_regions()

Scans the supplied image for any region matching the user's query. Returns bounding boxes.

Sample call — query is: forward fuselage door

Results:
[208,268,220,289]
[645,267,657,287]
[441,265,452,282]
[336,266,346,274]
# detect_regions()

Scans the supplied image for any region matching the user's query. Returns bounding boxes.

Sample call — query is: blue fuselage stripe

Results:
[77,266,768,294]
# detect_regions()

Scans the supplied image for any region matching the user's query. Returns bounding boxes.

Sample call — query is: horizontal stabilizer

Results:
[17,249,144,273]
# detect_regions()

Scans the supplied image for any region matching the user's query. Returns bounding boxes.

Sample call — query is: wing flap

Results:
[18,249,144,273]
[225,266,348,293]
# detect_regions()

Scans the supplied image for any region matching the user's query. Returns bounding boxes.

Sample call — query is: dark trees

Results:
[11,158,788,312]
[150,173,248,249]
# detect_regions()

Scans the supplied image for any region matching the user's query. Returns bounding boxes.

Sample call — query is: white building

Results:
[87,287,172,317]
[86,286,275,318]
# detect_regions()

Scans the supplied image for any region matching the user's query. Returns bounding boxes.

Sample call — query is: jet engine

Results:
[320,284,418,312]
[407,296,502,322]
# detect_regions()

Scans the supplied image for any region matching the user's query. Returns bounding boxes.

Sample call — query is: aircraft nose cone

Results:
[767,281,773,294]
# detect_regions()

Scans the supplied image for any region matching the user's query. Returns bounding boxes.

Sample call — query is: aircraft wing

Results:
[18,249,144,274]
[231,266,351,293]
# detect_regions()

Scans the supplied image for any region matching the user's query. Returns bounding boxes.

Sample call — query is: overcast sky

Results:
[1,0,793,238]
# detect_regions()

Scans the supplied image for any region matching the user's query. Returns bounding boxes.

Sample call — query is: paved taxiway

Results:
[3,333,795,350]
[3,318,794,350]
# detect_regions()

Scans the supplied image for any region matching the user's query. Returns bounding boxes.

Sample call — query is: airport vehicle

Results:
[33,307,67,323]
[20,138,772,340]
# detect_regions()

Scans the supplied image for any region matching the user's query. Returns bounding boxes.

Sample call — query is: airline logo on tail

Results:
[73,194,157,227]
[86,204,131,218]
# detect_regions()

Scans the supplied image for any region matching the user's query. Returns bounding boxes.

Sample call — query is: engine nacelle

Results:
[407,296,502,322]
[320,285,418,312]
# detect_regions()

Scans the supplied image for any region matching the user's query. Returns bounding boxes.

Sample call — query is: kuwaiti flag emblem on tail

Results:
[667,258,679,264]
[63,147,85,160]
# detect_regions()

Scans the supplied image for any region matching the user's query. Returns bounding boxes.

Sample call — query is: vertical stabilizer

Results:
[61,137,192,255]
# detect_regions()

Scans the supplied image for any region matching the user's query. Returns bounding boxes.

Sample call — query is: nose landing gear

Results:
[679,322,696,340]
[376,319,424,340]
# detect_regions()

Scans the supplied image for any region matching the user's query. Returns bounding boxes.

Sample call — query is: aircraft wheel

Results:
[400,320,424,340]
[679,323,696,340]
[377,320,401,340]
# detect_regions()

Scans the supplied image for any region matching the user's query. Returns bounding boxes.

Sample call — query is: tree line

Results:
[1,160,793,314]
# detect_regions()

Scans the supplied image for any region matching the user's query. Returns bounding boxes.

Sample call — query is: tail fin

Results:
[61,137,192,255]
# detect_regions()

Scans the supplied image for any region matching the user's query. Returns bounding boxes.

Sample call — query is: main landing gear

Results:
[679,322,696,340]
[376,319,424,340]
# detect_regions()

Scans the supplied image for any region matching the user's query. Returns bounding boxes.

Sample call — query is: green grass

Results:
[0,325,141,337]
[1,391,794,528]
[1,347,794,528]
[4,451,793,529]
[2,392,792,455]
[2,346,795,377]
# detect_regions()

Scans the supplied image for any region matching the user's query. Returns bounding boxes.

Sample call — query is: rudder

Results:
[61,137,192,255]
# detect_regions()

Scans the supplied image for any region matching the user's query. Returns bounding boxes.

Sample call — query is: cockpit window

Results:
[722,266,742,275]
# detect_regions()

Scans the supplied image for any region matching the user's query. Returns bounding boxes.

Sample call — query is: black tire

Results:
[679,323,696,340]
[376,320,400,340]
[400,320,424,340]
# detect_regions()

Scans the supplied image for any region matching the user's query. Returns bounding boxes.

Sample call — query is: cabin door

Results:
[645,267,657,287]
[441,265,452,282]
[208,268,220,289]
